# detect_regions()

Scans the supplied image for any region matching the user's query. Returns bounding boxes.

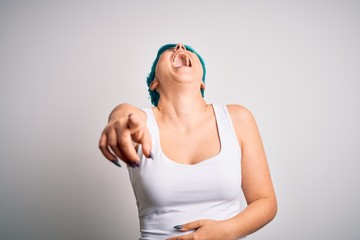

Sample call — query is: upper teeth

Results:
[173,52,191,67]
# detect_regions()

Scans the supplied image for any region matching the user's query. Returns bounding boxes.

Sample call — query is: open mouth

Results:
[172,52,192,68]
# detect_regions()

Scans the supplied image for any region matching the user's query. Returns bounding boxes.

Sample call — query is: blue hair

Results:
[146,44,206,106]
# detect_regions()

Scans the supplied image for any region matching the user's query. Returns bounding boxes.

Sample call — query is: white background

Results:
[1,1,359,239]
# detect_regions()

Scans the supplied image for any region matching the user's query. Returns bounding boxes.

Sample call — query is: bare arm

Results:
[99,103,152,166]
[224,104,277,238]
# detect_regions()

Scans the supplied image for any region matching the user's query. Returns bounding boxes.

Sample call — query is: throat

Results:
[156,104,211,130]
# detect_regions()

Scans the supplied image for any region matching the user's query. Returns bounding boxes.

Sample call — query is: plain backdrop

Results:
[1,1,359,239]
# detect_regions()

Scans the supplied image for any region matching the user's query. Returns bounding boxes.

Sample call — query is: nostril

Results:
[175,44,186,51]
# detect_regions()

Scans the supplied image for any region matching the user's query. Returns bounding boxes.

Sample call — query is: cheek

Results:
[155,54,171,77]
[199,64,204,78]
[190,54,204,79]
[194,60,204,79]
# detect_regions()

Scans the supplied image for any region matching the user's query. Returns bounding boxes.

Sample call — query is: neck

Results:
[155,90,209,128]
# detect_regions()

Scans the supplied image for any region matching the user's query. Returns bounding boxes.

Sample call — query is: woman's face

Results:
[155,44,204,87]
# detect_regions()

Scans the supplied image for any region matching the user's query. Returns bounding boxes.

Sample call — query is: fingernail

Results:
[133,161,140,167]
[149,151,154,159]
[111,159,121,167]
[173,225,183,230]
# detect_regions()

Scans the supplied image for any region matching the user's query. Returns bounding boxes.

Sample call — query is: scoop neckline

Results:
[148,104,224,167]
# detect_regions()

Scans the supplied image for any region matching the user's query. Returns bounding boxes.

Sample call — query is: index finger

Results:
[127,114,143,134]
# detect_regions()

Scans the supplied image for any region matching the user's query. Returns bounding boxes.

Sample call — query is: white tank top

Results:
[128,104,246,239]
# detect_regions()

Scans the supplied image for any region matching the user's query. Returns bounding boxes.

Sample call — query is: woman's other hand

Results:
[167,219,236,240]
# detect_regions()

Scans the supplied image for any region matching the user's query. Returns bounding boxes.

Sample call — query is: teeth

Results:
[173,52,191,67]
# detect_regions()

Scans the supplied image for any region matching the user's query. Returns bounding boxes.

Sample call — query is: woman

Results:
[99,43,277,239]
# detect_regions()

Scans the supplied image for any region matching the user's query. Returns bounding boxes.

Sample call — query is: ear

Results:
[150,79,159,90]
[200,82,206,90]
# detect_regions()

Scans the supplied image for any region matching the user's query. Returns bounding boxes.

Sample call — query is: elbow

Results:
[255,195,277,225]
[266,196,278,223]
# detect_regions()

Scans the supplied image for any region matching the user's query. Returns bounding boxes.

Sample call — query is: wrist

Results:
[218,219,238,240]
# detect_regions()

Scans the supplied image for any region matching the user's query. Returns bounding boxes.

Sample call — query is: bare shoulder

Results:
[226,104,256,125]
[226,104,260,148]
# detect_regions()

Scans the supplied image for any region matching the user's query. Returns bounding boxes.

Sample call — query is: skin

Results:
[99,44,277,239]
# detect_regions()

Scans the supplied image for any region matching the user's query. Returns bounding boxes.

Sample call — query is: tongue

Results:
[174,55,187,67]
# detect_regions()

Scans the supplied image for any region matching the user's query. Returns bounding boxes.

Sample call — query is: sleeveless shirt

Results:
[127,104,246,239]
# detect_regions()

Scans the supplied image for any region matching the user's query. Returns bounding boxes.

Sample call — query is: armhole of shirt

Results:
[222,104,242,155]
[141,107,151,128]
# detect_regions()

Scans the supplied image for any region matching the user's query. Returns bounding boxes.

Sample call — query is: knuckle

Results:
[98,139,105,147]
[98,143,105,150]
[113,120,122,128]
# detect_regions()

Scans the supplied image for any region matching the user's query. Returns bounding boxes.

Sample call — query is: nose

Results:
[175,43,186,51]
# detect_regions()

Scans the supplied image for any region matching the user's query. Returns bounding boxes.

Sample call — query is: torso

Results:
[128,104,245,239]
